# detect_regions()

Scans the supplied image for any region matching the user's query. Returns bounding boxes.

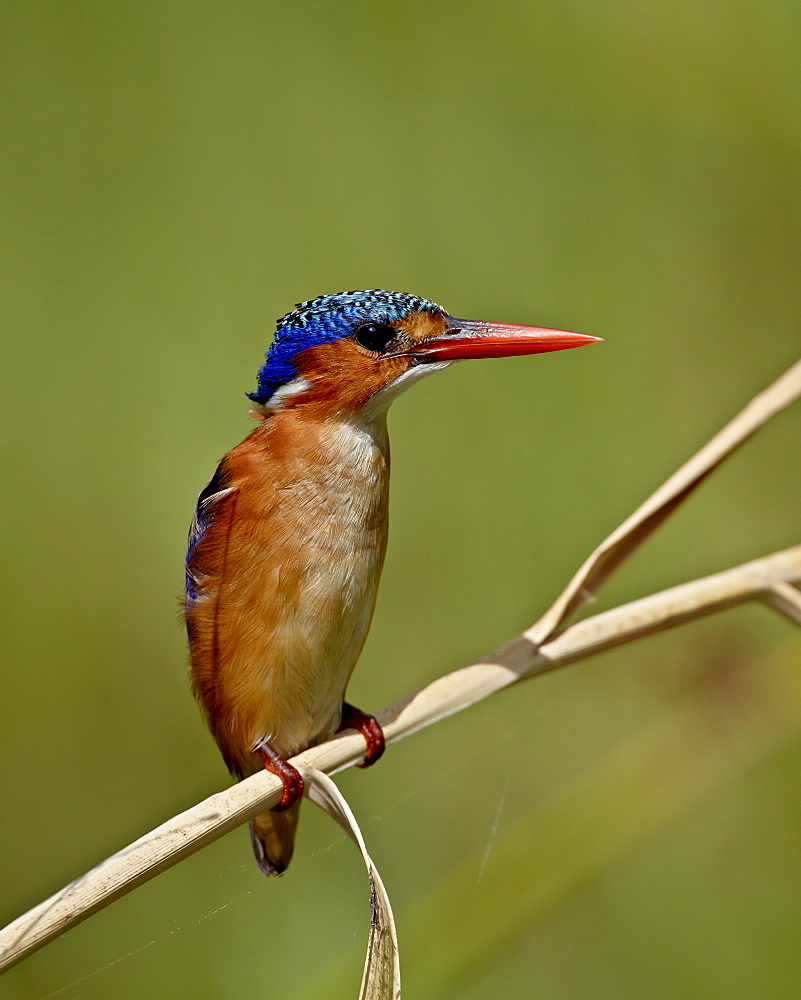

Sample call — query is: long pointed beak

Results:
[398,318,602,362]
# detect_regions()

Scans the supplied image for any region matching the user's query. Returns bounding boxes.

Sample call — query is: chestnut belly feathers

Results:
[185,411,390,778]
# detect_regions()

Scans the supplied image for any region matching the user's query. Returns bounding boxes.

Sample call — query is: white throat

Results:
[362,361,450,422]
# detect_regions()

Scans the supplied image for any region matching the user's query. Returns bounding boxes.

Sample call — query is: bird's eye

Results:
[354,322,396,353]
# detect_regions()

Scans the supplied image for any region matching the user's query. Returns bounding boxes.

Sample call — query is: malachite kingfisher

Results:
[185,289,600,875]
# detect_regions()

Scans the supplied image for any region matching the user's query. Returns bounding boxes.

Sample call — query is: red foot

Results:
[254,741,305,812]
[338,702,385,769]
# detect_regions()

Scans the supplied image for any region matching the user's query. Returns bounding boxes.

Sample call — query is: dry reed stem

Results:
[1,545,799,974]
[764,580,801,626]
[1,355,800,976]
[527,357,801,644]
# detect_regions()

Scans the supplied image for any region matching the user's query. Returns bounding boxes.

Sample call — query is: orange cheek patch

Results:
[390,310,450,344]
[292,341,413,416]
[282,310,449,418]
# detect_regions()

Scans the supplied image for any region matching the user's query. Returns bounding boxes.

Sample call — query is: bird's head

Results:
[247,289,600,420]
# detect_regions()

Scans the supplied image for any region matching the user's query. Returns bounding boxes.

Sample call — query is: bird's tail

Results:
[249,801,301,876]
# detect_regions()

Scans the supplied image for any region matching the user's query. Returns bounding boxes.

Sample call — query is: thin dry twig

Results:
[527,357,801,645]
[1,356,800,979]
[763,580,801,626]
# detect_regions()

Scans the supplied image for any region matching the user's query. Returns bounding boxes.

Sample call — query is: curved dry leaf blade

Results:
[301,768,401,1000]
[527,357,801,645]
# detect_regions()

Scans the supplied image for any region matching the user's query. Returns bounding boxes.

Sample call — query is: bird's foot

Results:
[254,741,305,812]
[338,702,385,768]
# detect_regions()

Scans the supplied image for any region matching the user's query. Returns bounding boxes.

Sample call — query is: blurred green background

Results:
[2,1,800,997]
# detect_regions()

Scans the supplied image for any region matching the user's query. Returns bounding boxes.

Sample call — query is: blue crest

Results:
[247,289,446,405]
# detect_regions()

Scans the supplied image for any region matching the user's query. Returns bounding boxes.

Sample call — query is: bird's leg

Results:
[338,702,385,768]
[253,740,305,812]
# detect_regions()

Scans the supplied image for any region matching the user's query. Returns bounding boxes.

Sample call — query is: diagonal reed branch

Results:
[2,355,800,974]
[1,545,799,973]
[764,579,801,626]
[527,357,801,644]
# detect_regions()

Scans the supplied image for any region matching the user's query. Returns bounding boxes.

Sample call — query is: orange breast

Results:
[186,409,390,777]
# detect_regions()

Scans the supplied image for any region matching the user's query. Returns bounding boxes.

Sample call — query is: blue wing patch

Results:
[185,463,230,604]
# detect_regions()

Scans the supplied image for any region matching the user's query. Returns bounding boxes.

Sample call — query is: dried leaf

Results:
[301,768,401,1000]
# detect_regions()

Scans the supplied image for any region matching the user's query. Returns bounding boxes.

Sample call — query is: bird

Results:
[184,289,600,875]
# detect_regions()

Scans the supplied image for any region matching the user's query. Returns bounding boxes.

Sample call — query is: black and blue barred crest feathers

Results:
[248,289,447,405]
[276,289,444,330]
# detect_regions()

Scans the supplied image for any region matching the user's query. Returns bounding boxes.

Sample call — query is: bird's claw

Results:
[254,742,305,811]
[339,702,385,768]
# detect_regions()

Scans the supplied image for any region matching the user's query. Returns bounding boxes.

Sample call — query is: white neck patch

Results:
[362,361,450,421]
[261,377,310,413]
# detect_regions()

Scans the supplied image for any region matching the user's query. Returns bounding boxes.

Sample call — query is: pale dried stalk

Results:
[1,545,799,974]
[764,580,801,626]
[2,356,800,976]
[527,357,801,645]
